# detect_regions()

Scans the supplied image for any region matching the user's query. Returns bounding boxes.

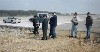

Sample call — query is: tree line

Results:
[0,10,62,16]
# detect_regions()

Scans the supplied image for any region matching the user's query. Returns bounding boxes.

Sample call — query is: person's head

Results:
[87,12,90,16]
[74,12,77,17]
[34,15,38,18]
[51,12,56,16]
[39,14,42,17]
[43,15,47,19]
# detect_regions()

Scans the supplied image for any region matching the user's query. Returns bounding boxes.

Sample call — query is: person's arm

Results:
[74,18,78,23]
[91,17,93,24]
[85,17,87,25]
[49,18,51,24]
[46,19,48,29]
[72,18,78,23]
[55,16,57,26]
[71,17,74,22]
[89,17,93,26]
[44,18,48,29]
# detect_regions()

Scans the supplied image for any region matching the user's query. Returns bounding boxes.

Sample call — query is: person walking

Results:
[41,15,48,40]
[85,12,93,39]
[49,12,57,39]
[71,12,78,38]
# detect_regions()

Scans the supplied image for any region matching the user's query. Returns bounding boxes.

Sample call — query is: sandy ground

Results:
[0,27,100,52]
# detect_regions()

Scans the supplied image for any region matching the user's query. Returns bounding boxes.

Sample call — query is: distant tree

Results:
[0,10,64,17]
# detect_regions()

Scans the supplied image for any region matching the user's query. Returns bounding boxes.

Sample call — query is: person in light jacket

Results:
[71,12,78,38]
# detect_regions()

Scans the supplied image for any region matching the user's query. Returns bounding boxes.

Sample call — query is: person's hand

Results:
[71,20,73,22]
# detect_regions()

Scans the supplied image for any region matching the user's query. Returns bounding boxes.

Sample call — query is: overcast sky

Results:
[0,0,99,14]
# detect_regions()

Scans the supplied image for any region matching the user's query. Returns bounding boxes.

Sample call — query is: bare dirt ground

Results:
[0,29,100,52]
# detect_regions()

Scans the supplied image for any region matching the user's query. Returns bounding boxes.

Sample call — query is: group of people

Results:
[70,12,93,39]
[32,12,93,40]
[32,12,57,40]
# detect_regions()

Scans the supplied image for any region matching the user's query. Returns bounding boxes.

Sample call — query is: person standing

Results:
[32,15,39,34]
[41,15,48,40]
[49,16,53,37]
[71,12,78,38]
[38,14,43,23]
[49,12,57,39]
[85,12,93,39]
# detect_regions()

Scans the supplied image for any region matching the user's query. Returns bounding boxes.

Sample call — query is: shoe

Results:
[84,37,88,39]
[41,37,48,40]
[87,37,90,39]
[69,36,73,37]
[51,36,56,39]
[75,36,77,38]
[49,34,52,37]
[41,38,45,40]
[33,31,36,34]
[41,37,43,40]
[86,37,90,39]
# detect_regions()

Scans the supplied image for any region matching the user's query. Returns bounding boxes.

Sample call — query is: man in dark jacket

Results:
[85,12,93,39]
[41,15,48,40]
[49,12,57,39]
[32,15,39,34]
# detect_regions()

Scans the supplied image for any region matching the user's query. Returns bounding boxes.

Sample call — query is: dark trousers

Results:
[86,26,92,38]
[42,30,47,40]
[49,26,56,38]
[33,26,38,34]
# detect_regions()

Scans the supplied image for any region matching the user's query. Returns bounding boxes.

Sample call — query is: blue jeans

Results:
[71,23,78,37]
[49,26,56,37]
[86,26,92,38]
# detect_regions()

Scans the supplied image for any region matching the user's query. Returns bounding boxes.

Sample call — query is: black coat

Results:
[86,16,93,27]
[42,18,48,30]
[32,18,38,26]
[49,15,57,27]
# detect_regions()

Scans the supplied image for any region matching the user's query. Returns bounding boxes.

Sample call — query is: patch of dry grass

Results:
[0,28,100,52]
